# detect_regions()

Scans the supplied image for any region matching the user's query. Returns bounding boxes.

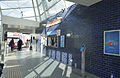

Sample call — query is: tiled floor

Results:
[2,50,99,78]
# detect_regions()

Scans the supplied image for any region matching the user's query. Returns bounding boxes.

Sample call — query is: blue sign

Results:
[104,31,119,55]
[60,35,65,47]
[47,30,57,36]
[80,44,86,52]
[68,53,72,66]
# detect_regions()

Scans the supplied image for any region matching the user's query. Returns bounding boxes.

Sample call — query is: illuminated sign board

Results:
[46,17,62,27]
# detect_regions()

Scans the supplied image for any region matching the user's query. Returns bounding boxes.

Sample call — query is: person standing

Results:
[9,38,15,51]
[17,39,23,51]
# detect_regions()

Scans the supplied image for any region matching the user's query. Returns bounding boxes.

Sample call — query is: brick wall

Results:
[53,0,120,78]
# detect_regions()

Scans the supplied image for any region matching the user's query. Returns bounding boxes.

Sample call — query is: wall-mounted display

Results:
[60,35,65,47]
[47,36,58,48]
[104,30,120,56]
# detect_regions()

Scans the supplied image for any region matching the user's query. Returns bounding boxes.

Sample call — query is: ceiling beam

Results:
[1,7,33,10]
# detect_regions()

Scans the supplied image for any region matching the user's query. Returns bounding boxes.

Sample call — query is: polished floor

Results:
[2,49,99,78]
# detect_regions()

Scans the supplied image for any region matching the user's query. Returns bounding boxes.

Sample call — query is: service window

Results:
[47,35,58,48]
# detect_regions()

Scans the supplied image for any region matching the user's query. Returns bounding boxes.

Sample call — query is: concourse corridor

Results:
[2,51,81,78]
[2,50,99,78]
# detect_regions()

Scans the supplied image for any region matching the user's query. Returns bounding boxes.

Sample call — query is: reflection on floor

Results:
[2,50,99,78]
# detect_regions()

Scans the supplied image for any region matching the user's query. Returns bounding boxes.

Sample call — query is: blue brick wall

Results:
[52,0,120,78]
[45,0,120,78]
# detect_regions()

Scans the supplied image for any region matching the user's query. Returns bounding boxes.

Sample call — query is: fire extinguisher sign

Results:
[104,30,120,56]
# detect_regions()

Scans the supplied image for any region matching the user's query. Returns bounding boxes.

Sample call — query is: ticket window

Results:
[47,35,58,48]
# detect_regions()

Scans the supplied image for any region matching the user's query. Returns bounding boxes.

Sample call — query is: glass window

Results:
[45,0,57,8]
[65,1,75,8]
[38,0,42,5]
[39,4,44,14]
[43,0,48,10]
[2,8,34,18]
[2,9,22,18]
[35,8,39,16]
[37,17,40,22]
[20,0,32,7]
[0,0,34,19]
[41,13,45,21]
[46,11,50,18]
[0,1,19,9]
[23,17,35,21]
[33,0,37,7]
[48,0,65,17]
[0,0,32,9]
[21,8,34,17]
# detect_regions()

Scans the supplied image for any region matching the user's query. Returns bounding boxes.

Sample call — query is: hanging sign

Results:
[46,17,62,27]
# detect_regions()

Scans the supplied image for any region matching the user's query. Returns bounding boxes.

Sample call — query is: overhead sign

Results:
[104,30,120,55]
[7,32,21,38]
[46,17,62,27]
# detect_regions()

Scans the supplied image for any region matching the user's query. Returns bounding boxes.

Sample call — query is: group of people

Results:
[9,39,23,51]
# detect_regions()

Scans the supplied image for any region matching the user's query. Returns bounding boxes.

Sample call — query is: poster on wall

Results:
[104,31,120,55]
[60,35,65,47]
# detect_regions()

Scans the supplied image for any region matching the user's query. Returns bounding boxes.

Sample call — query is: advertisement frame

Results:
[104,30,120,56]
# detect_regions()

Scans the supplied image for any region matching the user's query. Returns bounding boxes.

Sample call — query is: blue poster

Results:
[60,35,65,47]
[68,53,72,66]
[62,52,67,64]
[104,31,119,55]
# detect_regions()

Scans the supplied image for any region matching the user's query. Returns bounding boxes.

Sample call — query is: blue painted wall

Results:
[46,0,120,78]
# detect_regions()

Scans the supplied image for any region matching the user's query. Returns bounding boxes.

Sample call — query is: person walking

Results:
[17,39,23,51]
[9,38,15,52]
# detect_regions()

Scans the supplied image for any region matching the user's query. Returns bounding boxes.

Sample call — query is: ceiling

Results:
[4,24,35,34]
[66,0,102,6]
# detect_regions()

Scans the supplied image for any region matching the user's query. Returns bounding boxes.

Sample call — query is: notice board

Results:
[104,30,120,56]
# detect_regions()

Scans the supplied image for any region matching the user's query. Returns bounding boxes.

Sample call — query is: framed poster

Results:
[104,30,120,56]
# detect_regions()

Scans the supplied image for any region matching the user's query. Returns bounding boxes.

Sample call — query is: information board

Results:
[104,31,120,55]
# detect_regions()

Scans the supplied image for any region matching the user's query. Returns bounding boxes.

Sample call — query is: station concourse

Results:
[0,0,120,78]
